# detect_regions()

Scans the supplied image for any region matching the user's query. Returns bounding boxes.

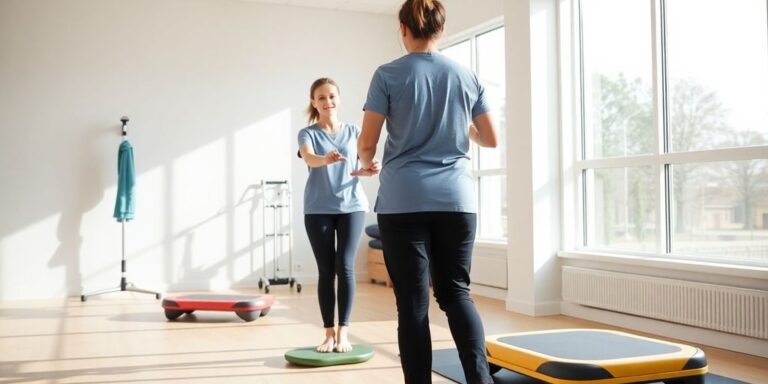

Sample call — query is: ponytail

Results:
[399,0,445,40]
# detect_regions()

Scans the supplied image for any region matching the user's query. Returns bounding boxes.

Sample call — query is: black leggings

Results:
[378,212,492,384]
[304,211,365,328]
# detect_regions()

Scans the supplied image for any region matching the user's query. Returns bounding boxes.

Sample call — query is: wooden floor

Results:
[0,283,765,384]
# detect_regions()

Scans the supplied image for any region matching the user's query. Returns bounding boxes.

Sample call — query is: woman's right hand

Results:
[350,159,381,177]
[325,150,347,165]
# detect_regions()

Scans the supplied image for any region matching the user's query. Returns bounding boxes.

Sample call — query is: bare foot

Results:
[316,328,335,353]
[335,325,352,353]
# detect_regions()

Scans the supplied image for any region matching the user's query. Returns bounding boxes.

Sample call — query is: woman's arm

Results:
[299,144,346,168]
[469,112,499,148]
[358,111,385,168]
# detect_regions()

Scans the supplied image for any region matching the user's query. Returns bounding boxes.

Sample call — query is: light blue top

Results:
[298,123,369,214]
[114,140,135,222]
[363,52,491,214]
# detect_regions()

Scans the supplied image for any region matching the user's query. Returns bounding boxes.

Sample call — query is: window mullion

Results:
[577,0,588,247]
[652,0,671,254]
[659,0,672,254]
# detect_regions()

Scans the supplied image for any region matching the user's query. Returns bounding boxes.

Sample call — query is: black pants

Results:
[378,212,492,384]
[304,212,365,328]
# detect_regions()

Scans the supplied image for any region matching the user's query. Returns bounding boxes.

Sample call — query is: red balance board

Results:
[161,293,274,322]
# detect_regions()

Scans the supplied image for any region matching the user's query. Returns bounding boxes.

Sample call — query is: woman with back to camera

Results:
[298,77,380,353]
[356,0,499,383]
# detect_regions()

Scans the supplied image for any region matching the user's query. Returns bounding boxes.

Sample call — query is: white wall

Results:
[442,0,504,36]
[504,0,562,315]
[0,0,400,300]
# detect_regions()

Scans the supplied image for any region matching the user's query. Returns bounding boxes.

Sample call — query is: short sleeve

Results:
[297,129,313,159]
[298,128,313,148]
[471,75,491,118]
[363,68,389,116]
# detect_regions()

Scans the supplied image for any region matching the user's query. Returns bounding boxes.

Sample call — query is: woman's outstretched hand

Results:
[350,159,381,177]
[325,150,347,165]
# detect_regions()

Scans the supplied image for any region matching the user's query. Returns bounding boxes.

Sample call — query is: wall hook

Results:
[120,116,129,137]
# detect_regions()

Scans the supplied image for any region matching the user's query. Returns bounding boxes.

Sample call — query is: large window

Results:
[442,25,507,241]
[576,0,768,266]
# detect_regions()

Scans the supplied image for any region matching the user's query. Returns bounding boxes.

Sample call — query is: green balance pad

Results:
[284,344,374,367]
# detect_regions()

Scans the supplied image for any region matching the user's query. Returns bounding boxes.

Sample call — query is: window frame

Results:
[441,18,507,243]
[568,0,768,267]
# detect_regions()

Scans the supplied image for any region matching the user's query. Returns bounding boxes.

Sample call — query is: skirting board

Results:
[505,297,561,317]
[470,284,508,301]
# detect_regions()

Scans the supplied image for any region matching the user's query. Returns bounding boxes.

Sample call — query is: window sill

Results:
[557,250,768,281]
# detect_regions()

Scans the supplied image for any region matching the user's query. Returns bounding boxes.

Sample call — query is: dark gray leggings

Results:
[304,211,365,328]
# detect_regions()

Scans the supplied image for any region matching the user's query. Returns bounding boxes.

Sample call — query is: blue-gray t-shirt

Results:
[363,52,491,214]
[298,123,369,214]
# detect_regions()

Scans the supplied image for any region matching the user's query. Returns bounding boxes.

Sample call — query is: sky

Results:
[583,0,768,136]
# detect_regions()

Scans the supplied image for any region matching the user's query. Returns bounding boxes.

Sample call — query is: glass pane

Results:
[671,160,768,265]
[587,167,656,251]
[478,175,507,240]
[582,0,654,158]
[476,27,507,170]
[441,39,471,69]
[667,0,768,152]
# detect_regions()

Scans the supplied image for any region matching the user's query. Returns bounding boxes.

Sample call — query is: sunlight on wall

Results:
[0,0,399,300]
[170,138,228,289]
[132,165,169,266]
[154,108,294,292]
[79,166,169,291]
[135,166,169,252]
[74,108,294,296]
[231,108,293,287]
[531,3,559,274]
[0,214,62,300]
[80,184,121,285]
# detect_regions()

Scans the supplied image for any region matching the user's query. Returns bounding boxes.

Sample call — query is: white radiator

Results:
[562,266,768,339]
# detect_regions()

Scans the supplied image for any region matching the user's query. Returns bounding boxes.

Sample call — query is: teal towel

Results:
[113,140,135,222]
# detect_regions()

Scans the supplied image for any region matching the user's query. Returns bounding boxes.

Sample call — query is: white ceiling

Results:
[243,0,403,15]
